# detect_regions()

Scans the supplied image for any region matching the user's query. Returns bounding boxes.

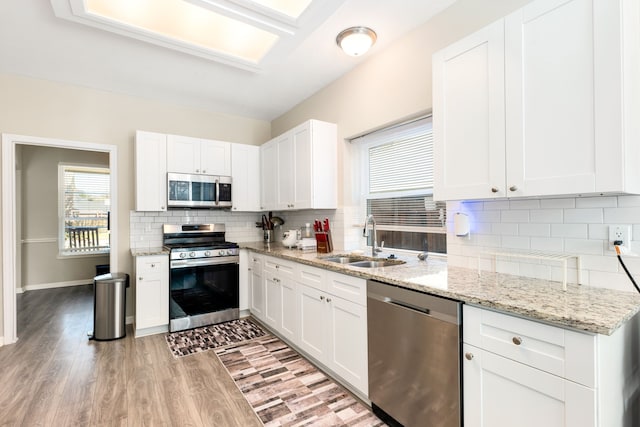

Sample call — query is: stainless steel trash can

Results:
[90,272,129,341]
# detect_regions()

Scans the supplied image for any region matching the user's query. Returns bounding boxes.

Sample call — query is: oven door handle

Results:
[170,256,239,269]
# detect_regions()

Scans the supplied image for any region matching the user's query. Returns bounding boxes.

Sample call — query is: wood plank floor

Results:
[0,285,261,427]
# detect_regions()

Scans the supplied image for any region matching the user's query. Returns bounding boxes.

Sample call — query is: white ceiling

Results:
[0,0,454,120]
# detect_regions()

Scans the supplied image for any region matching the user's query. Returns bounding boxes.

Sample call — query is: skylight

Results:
[85,0,278,63]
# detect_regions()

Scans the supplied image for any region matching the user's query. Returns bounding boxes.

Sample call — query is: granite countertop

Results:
[241,242,640,335]
[131,247,169,257]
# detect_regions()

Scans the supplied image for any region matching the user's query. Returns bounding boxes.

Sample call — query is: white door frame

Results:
[2,134,119,345]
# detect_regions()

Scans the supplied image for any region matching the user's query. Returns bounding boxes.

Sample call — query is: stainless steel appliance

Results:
[163,224,239,332]
[167,172,232,209]
[367,280,461,427]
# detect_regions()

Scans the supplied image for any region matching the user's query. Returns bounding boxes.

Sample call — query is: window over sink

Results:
[354,116,446,254]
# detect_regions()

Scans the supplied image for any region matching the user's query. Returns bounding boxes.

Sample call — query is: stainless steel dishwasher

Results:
[367,280,461,427]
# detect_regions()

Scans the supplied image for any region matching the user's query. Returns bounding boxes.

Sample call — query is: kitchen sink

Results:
[319,255,406,268]
[349,260,405,268]
[321,256,364,264]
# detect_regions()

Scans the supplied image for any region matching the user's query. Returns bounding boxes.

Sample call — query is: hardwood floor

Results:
[0,285,261,426]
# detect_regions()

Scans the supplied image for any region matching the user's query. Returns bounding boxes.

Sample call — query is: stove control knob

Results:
[179,253,187,259]
[189,252,196,258]
[204,251,212,257]
[219,250,227,256]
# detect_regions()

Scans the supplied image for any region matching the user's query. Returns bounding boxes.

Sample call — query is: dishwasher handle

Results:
[367,280,461,325]
[384,297,431,316]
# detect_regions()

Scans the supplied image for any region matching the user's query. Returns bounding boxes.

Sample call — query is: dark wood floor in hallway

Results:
[0,285,261,426]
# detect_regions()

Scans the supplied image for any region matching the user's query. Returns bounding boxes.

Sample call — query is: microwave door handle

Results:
[215,179,220,206]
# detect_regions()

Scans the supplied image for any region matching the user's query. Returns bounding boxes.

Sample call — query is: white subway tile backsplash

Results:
[491,223,519,236]
[530,237,564,252]
[540,198,575,209]
[530,209,563,224]
[563,208,603,224]
[617,195,640,207]
[483,200,510,210]
[509,199,540,210]
[563,239,604,256]
[452,195,640,291]
[575,196,617,208]
[519,223,551,237]
[604,207,640,223]
[550,224,588,238]
[501,236,530,250]
[501,210,529,223]
[588,224,609,240]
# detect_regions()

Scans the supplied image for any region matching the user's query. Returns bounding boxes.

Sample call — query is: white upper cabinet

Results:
[135,131,167,212]
[260,119,337,211]
[434,0,640,200]
[433,21,505,200]
[167,134,231,176]
[231,143,260,211]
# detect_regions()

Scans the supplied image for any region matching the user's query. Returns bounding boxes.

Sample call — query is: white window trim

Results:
[353,115,446,253]
[58,162,111,257]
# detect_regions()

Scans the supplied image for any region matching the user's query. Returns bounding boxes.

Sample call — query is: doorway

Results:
[2,134,119,345]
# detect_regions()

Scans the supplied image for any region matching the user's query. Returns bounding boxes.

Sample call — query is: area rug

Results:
[165,318,267,358]
[215,334,386,427]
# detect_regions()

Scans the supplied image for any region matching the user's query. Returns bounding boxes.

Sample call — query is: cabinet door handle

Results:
[491,187,499,193]
[512,336,523,345]
[509,185,518,192]
[139,277,143,281]
[202,170,206,174]
[320,295,325,300]
[151,264,155,268]
[326,298,331,303]
[160,206,165,210]
[248,268,252,271]
[465,352,474,361]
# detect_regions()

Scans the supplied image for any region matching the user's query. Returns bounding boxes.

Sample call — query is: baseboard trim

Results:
[0,336,3,347]
[23,279,92,292]
[16,287,24,294]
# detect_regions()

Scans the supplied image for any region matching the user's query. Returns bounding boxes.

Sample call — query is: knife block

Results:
[315,231,333,253]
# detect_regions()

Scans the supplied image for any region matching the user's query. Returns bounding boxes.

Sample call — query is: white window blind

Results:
[354,116,446,253]
[59,165,111,254]
[368,129,433,193]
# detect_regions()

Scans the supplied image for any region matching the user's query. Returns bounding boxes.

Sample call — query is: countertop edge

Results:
[240,243,640,336]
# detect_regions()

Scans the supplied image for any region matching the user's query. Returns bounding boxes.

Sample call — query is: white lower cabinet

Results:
[297,268,368,396]
[463,343,595,427]
[248,254,264,320]
[262,256,297,343]
[134,255,169,336]
[247,253,368,397]
[463,305,640,427]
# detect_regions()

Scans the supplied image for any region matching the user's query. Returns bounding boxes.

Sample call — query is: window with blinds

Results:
[59,164,111,254]
[356,116,446,254]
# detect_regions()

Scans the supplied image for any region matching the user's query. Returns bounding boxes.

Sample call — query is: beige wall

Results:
[20,145,110,289]
[0,73,271,332]
[272,0,534,206]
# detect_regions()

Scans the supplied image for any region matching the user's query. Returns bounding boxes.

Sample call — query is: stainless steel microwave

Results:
[167,172,232,209]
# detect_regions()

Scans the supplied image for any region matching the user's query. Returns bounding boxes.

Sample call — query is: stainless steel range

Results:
[163,224,239,332]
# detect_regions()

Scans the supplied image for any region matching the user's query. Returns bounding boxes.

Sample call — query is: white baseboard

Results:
[22,279,92,292]
[0,336,3,347]
[16,287,24,294]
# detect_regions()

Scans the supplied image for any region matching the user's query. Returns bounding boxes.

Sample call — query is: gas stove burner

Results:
[163,223,239,261]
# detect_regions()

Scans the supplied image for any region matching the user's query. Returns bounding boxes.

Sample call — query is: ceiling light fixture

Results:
[336,26,377,56]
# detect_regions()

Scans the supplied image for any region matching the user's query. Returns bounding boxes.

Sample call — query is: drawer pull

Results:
[326,298,332,303]
[509,185,518,192]
[512,336,523,346]
[491,187,499,193]
[465,352,474,361]
[320,295,325,301]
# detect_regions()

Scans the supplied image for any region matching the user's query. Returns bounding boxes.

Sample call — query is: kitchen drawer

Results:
[326,271,366,306]
[297,264,326,291]
[463,305,596,388]
[249,253,262,274]
[263,256,295,278]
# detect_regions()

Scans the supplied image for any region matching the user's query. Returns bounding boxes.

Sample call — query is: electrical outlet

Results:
[609,225,632,252]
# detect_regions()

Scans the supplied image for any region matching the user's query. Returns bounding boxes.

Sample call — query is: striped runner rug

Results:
[215,334,386,426]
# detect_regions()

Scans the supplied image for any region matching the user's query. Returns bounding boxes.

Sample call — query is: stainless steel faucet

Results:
[363,214,383,257]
